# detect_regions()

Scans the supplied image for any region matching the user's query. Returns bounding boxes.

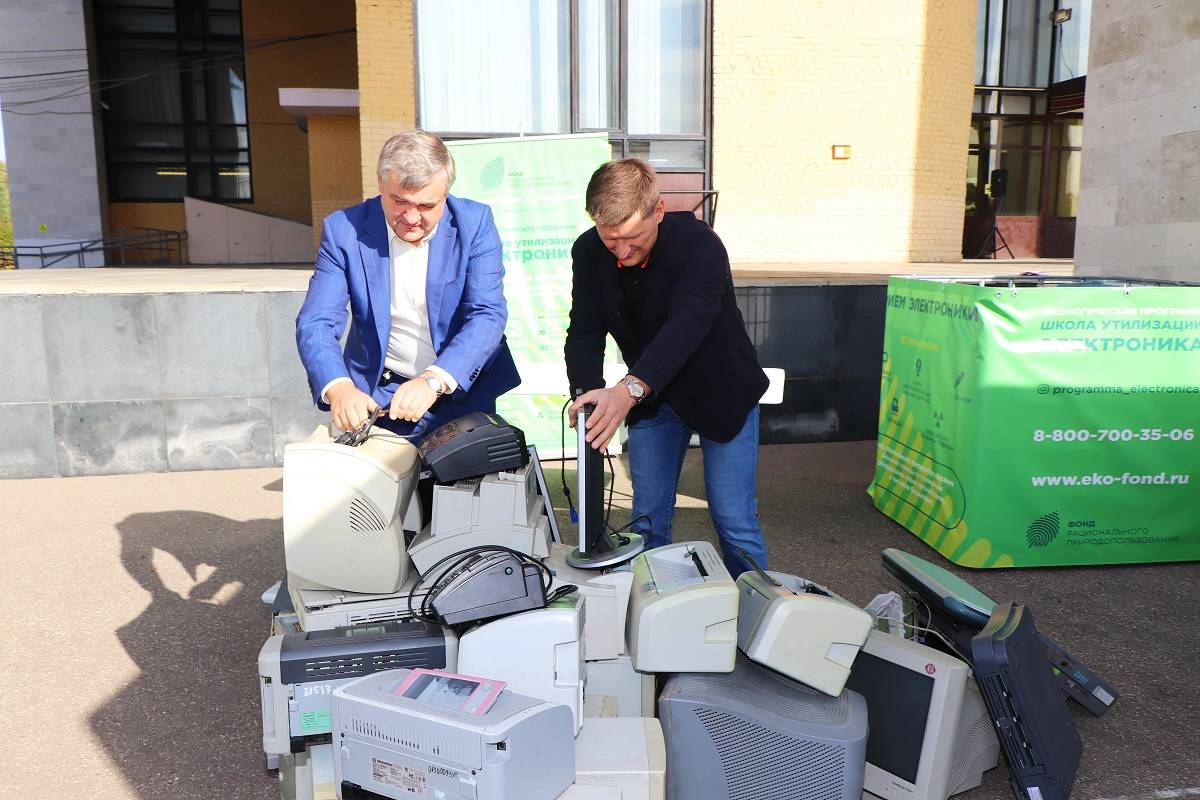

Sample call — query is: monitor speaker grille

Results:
[348,497,387,546]
[696,708,847,800]
[949,714,998,793]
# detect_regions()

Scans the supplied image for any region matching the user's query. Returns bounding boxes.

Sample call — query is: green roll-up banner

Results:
[447,134,612,455]
[868,277,1200,567]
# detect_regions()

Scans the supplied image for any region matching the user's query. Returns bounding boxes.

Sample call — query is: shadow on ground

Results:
[85,443,1200,800]
[91,511,281,800]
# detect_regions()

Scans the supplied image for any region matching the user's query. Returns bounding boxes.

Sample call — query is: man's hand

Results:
[569,386,637,451]
[389,376,440,422]
[327,382,379,432]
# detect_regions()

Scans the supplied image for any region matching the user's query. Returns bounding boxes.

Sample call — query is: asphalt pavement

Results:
[1,440,1195,800]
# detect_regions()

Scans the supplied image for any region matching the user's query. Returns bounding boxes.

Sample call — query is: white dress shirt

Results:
[320,222,457,402]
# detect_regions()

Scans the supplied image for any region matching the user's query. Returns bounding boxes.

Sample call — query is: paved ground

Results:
[1,441,1196,800]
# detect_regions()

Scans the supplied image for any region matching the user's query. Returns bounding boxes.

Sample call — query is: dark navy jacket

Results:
[565,212,767,442]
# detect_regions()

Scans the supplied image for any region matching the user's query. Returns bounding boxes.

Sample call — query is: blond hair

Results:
[584,159,660,226]
[376,130,456,189]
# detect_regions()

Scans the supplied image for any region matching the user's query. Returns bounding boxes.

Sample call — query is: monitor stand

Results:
[566,403,644,569]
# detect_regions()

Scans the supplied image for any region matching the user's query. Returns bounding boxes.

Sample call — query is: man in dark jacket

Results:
[565,159,768,576]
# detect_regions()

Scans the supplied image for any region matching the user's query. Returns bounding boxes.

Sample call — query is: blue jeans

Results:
[626,402,767,577]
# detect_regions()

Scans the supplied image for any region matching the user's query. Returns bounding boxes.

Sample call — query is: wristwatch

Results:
[621,376,647,403]
[421,373,446,395]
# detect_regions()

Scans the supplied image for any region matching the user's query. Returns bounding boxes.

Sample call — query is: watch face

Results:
[626,380,644,398]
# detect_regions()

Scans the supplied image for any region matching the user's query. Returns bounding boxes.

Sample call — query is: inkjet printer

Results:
[332,668,575,800]
[626,542,738,673]
[408,413,556,575]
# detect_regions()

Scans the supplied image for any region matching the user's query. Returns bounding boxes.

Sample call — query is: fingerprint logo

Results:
[1026,511,1061,548]
[480,157,505,190]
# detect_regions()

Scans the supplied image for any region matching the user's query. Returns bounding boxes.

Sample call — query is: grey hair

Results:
[376,129,456,189]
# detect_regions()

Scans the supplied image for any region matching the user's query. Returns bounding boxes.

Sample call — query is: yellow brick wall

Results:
[108,202,189,261]
[307,115,364,248]
[711,0,976,263]
[242,0,358,224]
[355,0,417,199]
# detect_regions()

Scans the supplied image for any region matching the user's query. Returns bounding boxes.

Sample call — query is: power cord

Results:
[559,397,578,523]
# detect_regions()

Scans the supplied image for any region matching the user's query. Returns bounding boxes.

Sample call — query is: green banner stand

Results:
[868,276,1200,567]
[447,134,612,455]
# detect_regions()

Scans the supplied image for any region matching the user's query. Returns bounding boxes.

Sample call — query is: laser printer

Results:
[735,568,872,696]
[332,669,575,800]
[258,619,456,756]
[457,592,585,734]
[625,542,738,673]
[407,460,553,576]
[546,542,635,661]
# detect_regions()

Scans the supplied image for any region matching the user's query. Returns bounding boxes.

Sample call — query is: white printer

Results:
[546,543,635,661]
[457,593,585,734]
[283,427,422,595]
[407,462,553,576]
[736,569,872,696]
[332,669,575,800]
[625,542,739,673]
[289,579,427,632]
[257,619,456,756]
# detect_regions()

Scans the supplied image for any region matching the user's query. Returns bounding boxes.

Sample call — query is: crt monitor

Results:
[845,630,999,800]
[283,427,423,595]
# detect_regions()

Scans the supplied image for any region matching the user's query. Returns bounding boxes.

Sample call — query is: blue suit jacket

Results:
[296,195,520,429]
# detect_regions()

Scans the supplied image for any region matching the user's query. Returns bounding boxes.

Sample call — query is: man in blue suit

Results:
[296,130,520,438]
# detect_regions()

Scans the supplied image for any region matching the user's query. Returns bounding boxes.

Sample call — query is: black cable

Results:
[559,396,577,522]
[547,584,580,604]
[407,545,557,625]
[611,514,650,537]
[3,28,354,107]
[603,452,616,531]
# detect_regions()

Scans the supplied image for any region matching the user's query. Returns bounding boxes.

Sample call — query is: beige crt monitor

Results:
[846,630,999,800]
[283,426,422,595]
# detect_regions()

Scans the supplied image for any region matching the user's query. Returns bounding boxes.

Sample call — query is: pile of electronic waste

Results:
[256,410,1117,800]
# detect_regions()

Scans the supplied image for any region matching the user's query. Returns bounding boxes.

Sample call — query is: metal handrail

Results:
[0,227,187,268]
[661,189,719,226]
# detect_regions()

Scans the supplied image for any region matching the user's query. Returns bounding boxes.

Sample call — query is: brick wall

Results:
[241,0,358,225]
[710,0,976,263]
[355,0,417,199]
[307,116,364,247]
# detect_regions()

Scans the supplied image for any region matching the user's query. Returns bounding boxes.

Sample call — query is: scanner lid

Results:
[881,548,995,627]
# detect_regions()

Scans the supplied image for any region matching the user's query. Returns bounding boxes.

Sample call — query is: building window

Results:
[95,0,253,203]
[415,0,711,218]
[966,1,1088,256]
